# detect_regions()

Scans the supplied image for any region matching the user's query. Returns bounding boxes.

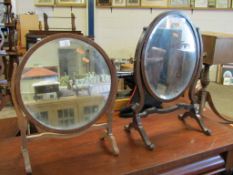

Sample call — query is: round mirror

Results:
[16,34,116,133]
[141,12,199,101]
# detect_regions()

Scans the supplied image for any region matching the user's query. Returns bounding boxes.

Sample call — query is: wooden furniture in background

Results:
[0,0,19,111]
[0,110,232,175]
[202,32,233,65]
[43,13,76,31]
[26,30,83,50]
[19,14,39,49]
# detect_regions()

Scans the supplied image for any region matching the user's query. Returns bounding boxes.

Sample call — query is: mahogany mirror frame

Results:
[140,11,201,103]
[11,33,119,175]
[125,11,211,150]
[15,33,117,134]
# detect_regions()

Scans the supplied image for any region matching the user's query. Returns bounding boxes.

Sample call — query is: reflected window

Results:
[36,111,49,125]
[58,108,75,127]
[84,106,99,121]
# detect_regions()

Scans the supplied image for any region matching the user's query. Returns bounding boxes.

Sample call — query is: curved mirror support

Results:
[19,37,111,131]
[143,14,198,101]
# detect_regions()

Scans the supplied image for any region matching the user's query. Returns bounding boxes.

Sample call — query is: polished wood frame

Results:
[125,11,211,150]
[11,33,119,174]
[16,33,117,134]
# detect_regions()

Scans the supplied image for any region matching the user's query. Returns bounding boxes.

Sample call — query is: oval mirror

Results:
[141,12,199,101]
[16,34,115,133]
[208,71,233,122]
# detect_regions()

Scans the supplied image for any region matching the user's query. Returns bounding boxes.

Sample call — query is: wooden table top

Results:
[0,109,233,175]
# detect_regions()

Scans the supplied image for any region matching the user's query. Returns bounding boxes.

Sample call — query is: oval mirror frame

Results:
[140,11,201,102]
[15,33,117,134]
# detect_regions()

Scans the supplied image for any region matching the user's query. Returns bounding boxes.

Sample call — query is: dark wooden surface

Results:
[0,109,233,175]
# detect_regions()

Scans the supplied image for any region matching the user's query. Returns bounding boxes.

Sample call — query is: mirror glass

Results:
[207,65,233,121]
[143,14,198,100]
[20,38,111,130]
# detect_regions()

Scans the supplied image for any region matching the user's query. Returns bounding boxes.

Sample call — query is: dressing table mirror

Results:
[11,33,119,174]
[207,80,233,122]
[201,32,233,123]
[125,11,211,150]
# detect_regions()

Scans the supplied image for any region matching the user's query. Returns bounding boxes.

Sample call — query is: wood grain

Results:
[0,109,233,175]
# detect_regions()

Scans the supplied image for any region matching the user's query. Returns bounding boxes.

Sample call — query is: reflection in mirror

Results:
[207,66,233,121]
[20,38,111,130]
[144,15,197,100]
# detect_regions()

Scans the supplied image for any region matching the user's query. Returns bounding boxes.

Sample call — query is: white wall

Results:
[14,0,87,35]
[14,1,233,59]
[14,0,233,82]
[95,9,233,58]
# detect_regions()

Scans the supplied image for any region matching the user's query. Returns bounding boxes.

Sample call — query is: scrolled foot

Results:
[109,134,120,156]
[203,128,212,136]
[178,114,185,121]
[146,143,155,151]
[124,124,132,133]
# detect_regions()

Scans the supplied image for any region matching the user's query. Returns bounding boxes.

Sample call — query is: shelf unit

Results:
[34,0,86,7]
[96,0,233,10]
[0,0,19,81]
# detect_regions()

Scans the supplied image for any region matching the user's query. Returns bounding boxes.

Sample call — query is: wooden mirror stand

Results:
[124,11,212,150]
[10,34,119,174]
